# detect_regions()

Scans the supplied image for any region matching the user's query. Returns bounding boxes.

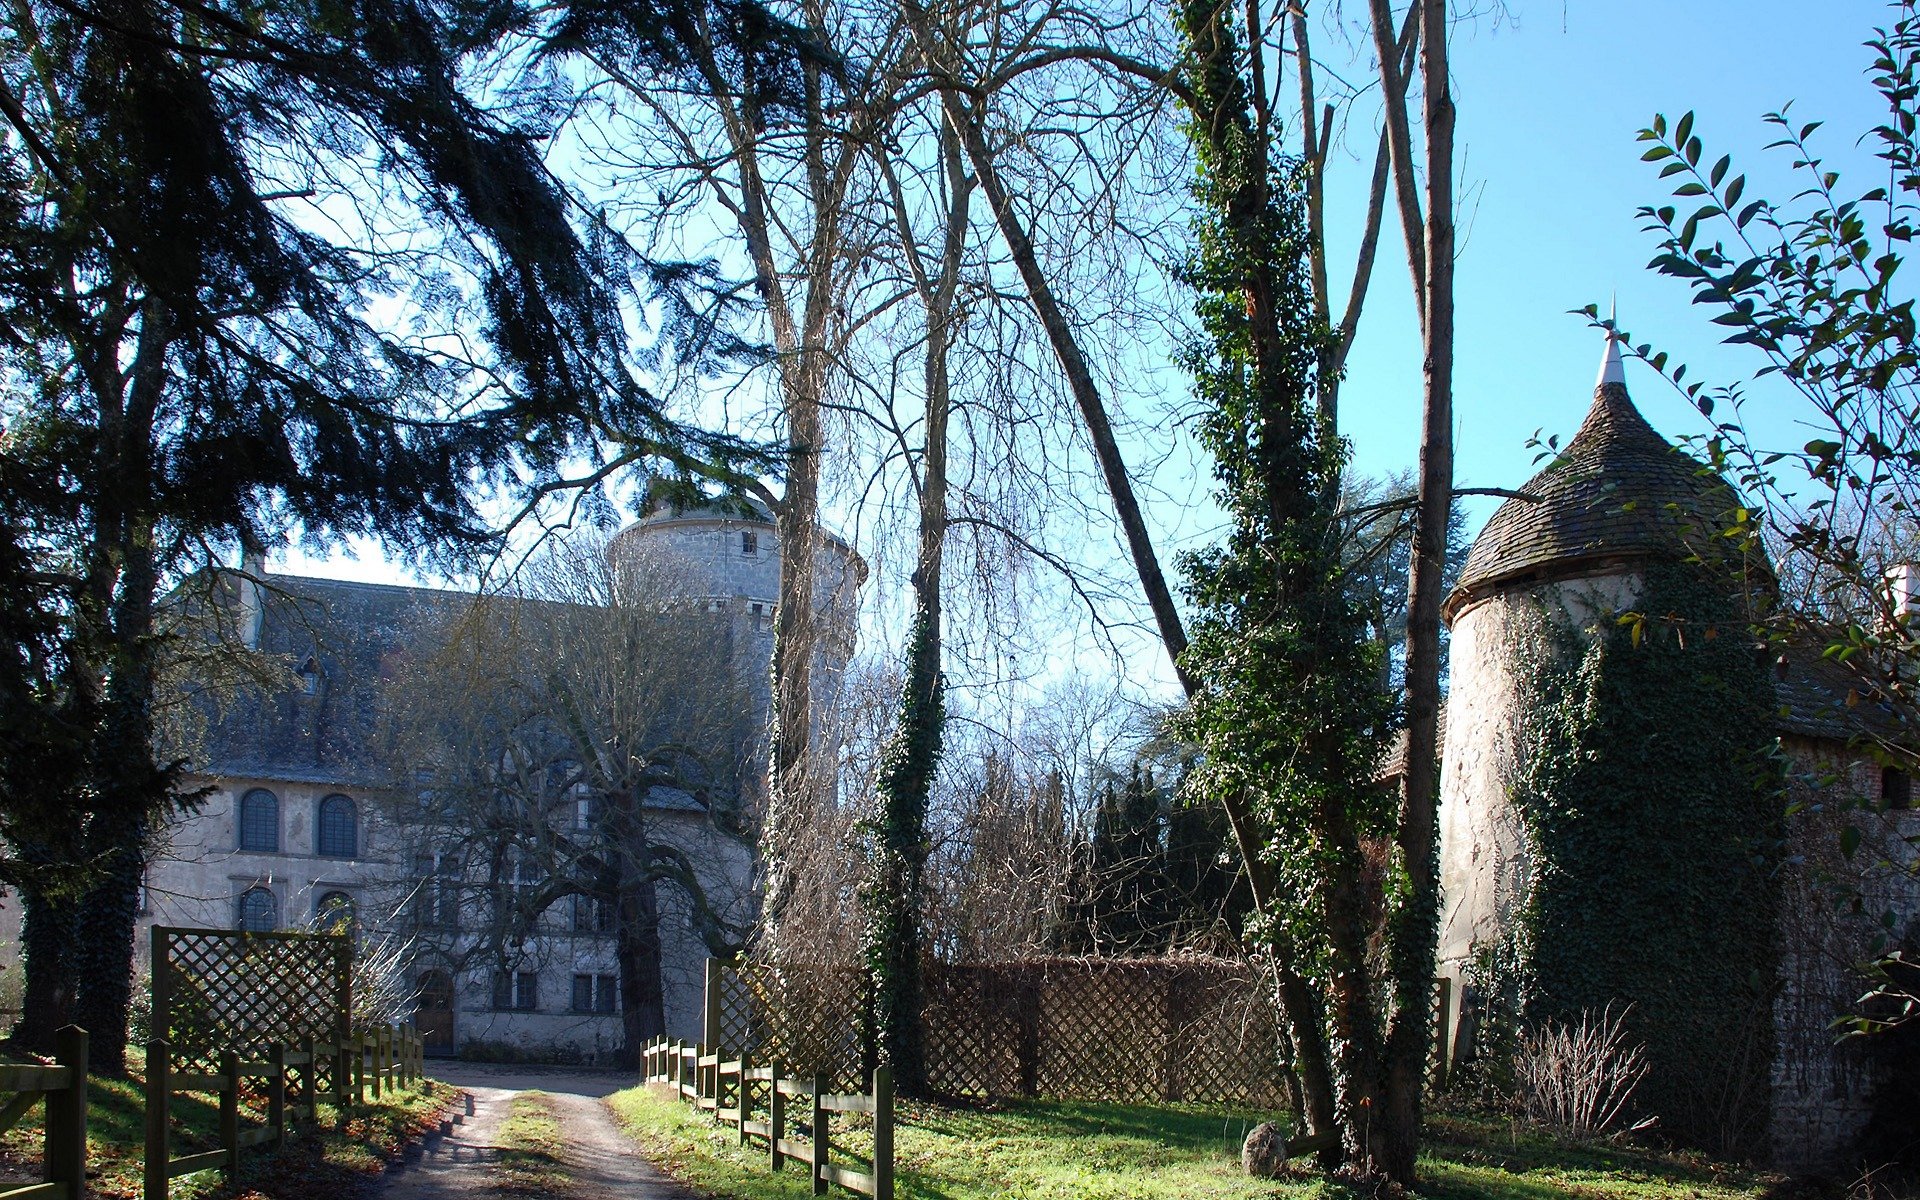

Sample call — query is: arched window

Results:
[236,887,277,932]
[238,789,279,852]
[315,890,355,935]
[316,794,357,858]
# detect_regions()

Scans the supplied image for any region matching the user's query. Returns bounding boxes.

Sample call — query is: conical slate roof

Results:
[1444,334,1749,621]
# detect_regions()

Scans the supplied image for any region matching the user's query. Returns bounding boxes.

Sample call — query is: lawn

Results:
[0,1048,456,1200]
[608,1084,1792,1200]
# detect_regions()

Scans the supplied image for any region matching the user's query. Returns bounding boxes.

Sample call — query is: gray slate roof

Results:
[1446,382,1750,619]
[184,572,730,813]
[188,574,472,788]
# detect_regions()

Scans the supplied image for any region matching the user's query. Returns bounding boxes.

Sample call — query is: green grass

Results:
[608,1085,1793,1200]
[0,1047,456,1200]
[491,1091,572,1198]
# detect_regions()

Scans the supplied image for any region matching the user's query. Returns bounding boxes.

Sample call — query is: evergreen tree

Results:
[0,0,784,1069]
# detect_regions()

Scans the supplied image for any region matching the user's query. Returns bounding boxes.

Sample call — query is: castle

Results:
[0,496,862,1062]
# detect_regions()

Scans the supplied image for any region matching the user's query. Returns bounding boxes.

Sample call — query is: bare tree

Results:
[1367,0,1455,1173]
[380,530,757,1063]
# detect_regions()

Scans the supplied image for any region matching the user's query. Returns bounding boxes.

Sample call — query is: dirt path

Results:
[380,1063,696,1200]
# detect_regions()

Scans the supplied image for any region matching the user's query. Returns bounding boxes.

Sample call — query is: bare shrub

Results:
[1515,1005,1651,1140]
[352,936,418,1030]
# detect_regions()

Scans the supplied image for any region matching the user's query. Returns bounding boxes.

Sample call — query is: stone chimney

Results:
[237,547,265,650]
[1889,562,1920,629]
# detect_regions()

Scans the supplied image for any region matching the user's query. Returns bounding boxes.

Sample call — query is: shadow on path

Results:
[380,1064,695,1200]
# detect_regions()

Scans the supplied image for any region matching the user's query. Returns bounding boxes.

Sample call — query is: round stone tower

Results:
[604,492,866,780]
[1436,331,1752,977]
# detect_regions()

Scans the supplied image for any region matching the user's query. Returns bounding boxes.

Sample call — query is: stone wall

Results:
[1769,744,1920,1170]
[1436,570,1643,975]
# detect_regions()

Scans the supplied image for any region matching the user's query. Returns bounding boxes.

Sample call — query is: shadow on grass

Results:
[912,1096,1276,1153]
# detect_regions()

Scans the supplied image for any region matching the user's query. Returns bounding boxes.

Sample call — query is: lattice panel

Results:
[719,962,864,1093]
[155,927,351,1078]
[724,955,1291,1108]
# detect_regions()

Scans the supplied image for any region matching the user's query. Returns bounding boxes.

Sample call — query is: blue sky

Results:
[286,1,1898,690]
[1336,1,1892,535]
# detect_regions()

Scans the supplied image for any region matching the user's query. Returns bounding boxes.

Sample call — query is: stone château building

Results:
[0,495,862,1061]
[1435,332,1920,1167]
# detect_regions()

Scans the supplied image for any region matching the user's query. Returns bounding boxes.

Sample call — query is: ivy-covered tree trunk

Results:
[15,890,78,1053]
[1378,0,1454,1179]
[863,611,941,1092]
[1170,0,1418,1179]
[612,813,669,1068]
[859,118,968,1097]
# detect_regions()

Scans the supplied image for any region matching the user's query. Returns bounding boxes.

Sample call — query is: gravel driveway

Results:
[379,1062,697,1200]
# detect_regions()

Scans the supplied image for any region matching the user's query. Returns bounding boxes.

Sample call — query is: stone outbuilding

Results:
[1435,331,1920,1168]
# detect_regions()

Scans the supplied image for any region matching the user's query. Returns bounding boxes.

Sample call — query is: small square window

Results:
[493,969,538,1011]
[571,973,618,1013]
[741,531,758,555]
[1884,767,1912,811]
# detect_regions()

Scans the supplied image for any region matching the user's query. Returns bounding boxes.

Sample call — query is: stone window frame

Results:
[316,793,358,858]
[492,969,539,1011]
[570,973,618,1014]
[237,788,279,853]
[236,886,278,932]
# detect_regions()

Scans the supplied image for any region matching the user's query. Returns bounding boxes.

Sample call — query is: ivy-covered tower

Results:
[1437,330,1779,1151]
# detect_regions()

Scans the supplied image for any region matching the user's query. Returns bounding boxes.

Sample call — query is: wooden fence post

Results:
[737,1052,751,1146]
[221,1049,242,1182]
[268,1043,287,1151]
[335,933,354,1115]
[768,1065,785,1174]
[372,1028,385,1101]
[144,1039,171,1200]
[703,957,722,1050]
[873,1065,894,1200]
[150,926,170,1046]
[300,1035,318,1123]
[809,1073,827,1197]
[47,1025,87,1200]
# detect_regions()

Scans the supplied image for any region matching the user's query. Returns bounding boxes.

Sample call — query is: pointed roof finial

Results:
[1596,306,1626,389]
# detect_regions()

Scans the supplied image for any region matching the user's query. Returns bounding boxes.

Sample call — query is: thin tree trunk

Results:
[1380,0,1454,1181]
[913,66,1191,689]
[862,120,971,1096]
[1368,0,1428,327]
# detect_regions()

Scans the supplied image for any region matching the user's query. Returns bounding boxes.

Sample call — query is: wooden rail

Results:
[0,1026,88,1200]
[643,1037,893,1200]
[144,1023,424,1200]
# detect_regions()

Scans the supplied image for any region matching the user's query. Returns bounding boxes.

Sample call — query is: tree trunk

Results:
[72,299,171,1077]
[615,875,668,1066]
[861,122,970,1097]
[15,888,77,1054]
[612,788,668,1066]
[1379,0,1454,1182]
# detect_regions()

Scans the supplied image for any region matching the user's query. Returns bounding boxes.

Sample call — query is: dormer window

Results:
[741,531,759,555]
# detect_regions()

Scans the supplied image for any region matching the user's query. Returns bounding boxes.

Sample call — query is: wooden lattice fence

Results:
[709,956,1290,1107]
[709,960,865,1094]
[150,926,352,1084]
